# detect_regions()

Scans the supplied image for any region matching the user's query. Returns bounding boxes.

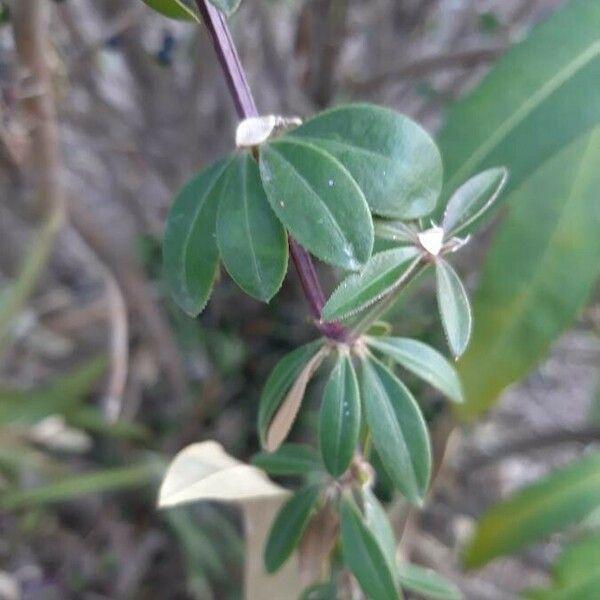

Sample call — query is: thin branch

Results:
[194,0,347,341]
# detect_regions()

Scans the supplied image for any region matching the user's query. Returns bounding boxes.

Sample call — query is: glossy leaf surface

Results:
[340,498,401,600]
[322,247,420,321]
[464,452,600,568]
[163,159,229,316]
[360,357,431,503]
[438,0,600,209]
[367,337,463,403]
[289,104,442,219]
[458,128,600,416]
[264,484,321,573]
[217,153,288,302]
[436,259,472,359]
[319,353,361,477]
[259,138,373,270]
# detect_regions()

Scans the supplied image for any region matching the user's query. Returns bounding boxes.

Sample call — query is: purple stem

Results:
[195,0,347,341]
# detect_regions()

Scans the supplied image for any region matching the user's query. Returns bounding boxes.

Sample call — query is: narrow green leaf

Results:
[259,138,373,270]
[397,563,462,600]
[374,220,418,244]
[163,158,230,316]
[464,452,600,568]
[217,153,288,302]
[437,0,600,209]
[1,463,157,510]
[258,341,323,447]
[207,0,241,16]
[288,104,442,219]
[299,582,337,600]
[366,337,463,403]
[553,535,600,586]
[319,353,361,477]
[363,488,396,570]
[251,444,322,476]
[435,259,472,359]
[141,0,199,21]
[359,356,431,504]
[340,498,401,600]
[322,248,421,321]
[264,484,321,573]
[442,167,508,236]
[458,127,600,417]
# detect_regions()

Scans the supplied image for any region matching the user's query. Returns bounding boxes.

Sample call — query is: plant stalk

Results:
[194,0,346,341]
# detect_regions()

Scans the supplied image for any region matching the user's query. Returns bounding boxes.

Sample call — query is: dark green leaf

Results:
[258,341,323,448]
[359,356,431,504]
[363,488,396,570]
[141,0,199,21]
[217,153,288,302]
[442,167,508,237]
[367,337,463,403]
[264,484,321,573]
[397,563,462,600]
[207,0,241,16]
[322,247,421,321]
[458,127,600,417]
[436,259,471,359]
[288,104,442,219]
[251,444,322,476]
[437,0,600,210]
[259,138,373,270]
[340,497,401,600]
[464,452,600,568]
[163,158,229,316]
[319,353,361,477]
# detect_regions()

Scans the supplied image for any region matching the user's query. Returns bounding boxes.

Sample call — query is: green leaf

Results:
[366,337,463,403]
[322,247,421,321]
[437,0,600,209]
[141,0,199,21]
[217,153,288,302]
[463,452,600,568]
[458,127,600,417]
[435,259,472,359]
[251,444,322,476]
[374,220,418,244]
[442,167,508,237]
[288,104,442,219]
[359,356,431,504]
[397,563,463,600]
[264,484,321,573]
[340,497,401,600]
[207,0,241,16]
[319,353,361,477]
[258,341,323,448]
[363,488,396,570]
[259,138,373,270]
[1,463,157,510]
[553,535,600,586]
[163,158,229,316]
[299,582,337,600]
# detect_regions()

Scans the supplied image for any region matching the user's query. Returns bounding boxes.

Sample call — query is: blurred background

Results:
[1,0,599,598]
